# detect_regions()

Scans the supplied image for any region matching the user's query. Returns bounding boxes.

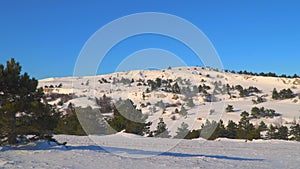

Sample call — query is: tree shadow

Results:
[1,143,264,162]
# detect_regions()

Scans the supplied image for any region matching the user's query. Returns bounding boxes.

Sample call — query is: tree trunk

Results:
[8,132,17,145]
[8,113,17,145]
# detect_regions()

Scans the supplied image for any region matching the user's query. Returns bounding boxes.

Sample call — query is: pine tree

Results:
[54,105,86,135]
[278,88,294,99]
[154,118,171,138]
[225,120,238,139]
[267,124,277,139]
[172,82,180,94]
[0,58,59,145]
[237,111,250,138]
[258,121,268,132]
[156,100,165,111]
[174,122,190,139]
[226,105,234,112]
[185,129,200,139]
[107,99,151,136]
[267,124,288,140]
[155,78,162,88]
[237,111,260,140]
[198,85,204,93]
[179,105,188,117]
[277,126,288,140]
[251,107,260,118]
[200,120,216,140]
[186,97,195,108]
[272,88,279,100]
[210,120,226,140]
[290,123,300,141]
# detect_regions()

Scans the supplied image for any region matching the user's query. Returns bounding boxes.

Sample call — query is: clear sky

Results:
[0,0,299,79]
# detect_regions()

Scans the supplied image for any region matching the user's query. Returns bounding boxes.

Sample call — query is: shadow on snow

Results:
[1,143,264,162]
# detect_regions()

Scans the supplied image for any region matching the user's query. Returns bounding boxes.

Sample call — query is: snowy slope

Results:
[38,66,300,134]
[0,134,299,169]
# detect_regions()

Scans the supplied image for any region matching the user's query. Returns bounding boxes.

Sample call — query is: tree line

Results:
[224,69,299,79]
[1,58,299,145]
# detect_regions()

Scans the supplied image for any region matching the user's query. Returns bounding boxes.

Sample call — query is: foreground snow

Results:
[1,133,299,169]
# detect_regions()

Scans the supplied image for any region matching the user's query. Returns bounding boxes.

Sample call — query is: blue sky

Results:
[0,0,299,79]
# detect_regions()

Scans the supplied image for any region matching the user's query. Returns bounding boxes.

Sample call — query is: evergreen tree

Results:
[209,120,226,140]
[278,88,294,99]
[256,96,264,104]
[258,121,268,132]
[54,105,86,135]
[186,97,195,108]
[174,122,190,139]
[171,82,180,94]
[179,105,188,117]
[192,85,199,95]
[226,105,234,112]
[76,106,107,135]
[200,120,225,140]
[267,125,288,140]
[267,124,277,139]
[185,129,200,139]
[155,78,162,88]
[235,85,243,92]
[225,120,238,139]
[272,88,279,99]
[0,58,59,145]
[239,89,249,97]
[147,80,157,91]
[251,107,260,118]
[277,126,288,140]
[95,94,113,113]
[107,99,151,135]
[154,118,171,138]
[198,85,204,93]
[290,123,300,141]
[237,111,260,140]
[155,100,166,111]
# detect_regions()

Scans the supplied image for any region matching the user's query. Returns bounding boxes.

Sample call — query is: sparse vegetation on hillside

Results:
[226,105,234,112]
[272,88,294,100]
[154,118,171,138]
[252,96,265,104]
[95,94,113,113]
[251,107,280,119]
[235,85,260,97]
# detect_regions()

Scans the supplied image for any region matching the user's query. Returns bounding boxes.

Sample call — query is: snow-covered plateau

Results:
[0,133,299,169]
[1,66,300,169]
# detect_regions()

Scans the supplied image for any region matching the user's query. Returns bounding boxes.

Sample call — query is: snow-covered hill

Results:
[38,66,300,135]
[1,67,300,169]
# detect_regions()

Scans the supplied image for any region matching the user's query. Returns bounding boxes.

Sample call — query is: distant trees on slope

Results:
[225,69,299,79]
[251,107,280,119]
[272,88,294,100]
[176,112,300,141]
[234,85,260,97]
